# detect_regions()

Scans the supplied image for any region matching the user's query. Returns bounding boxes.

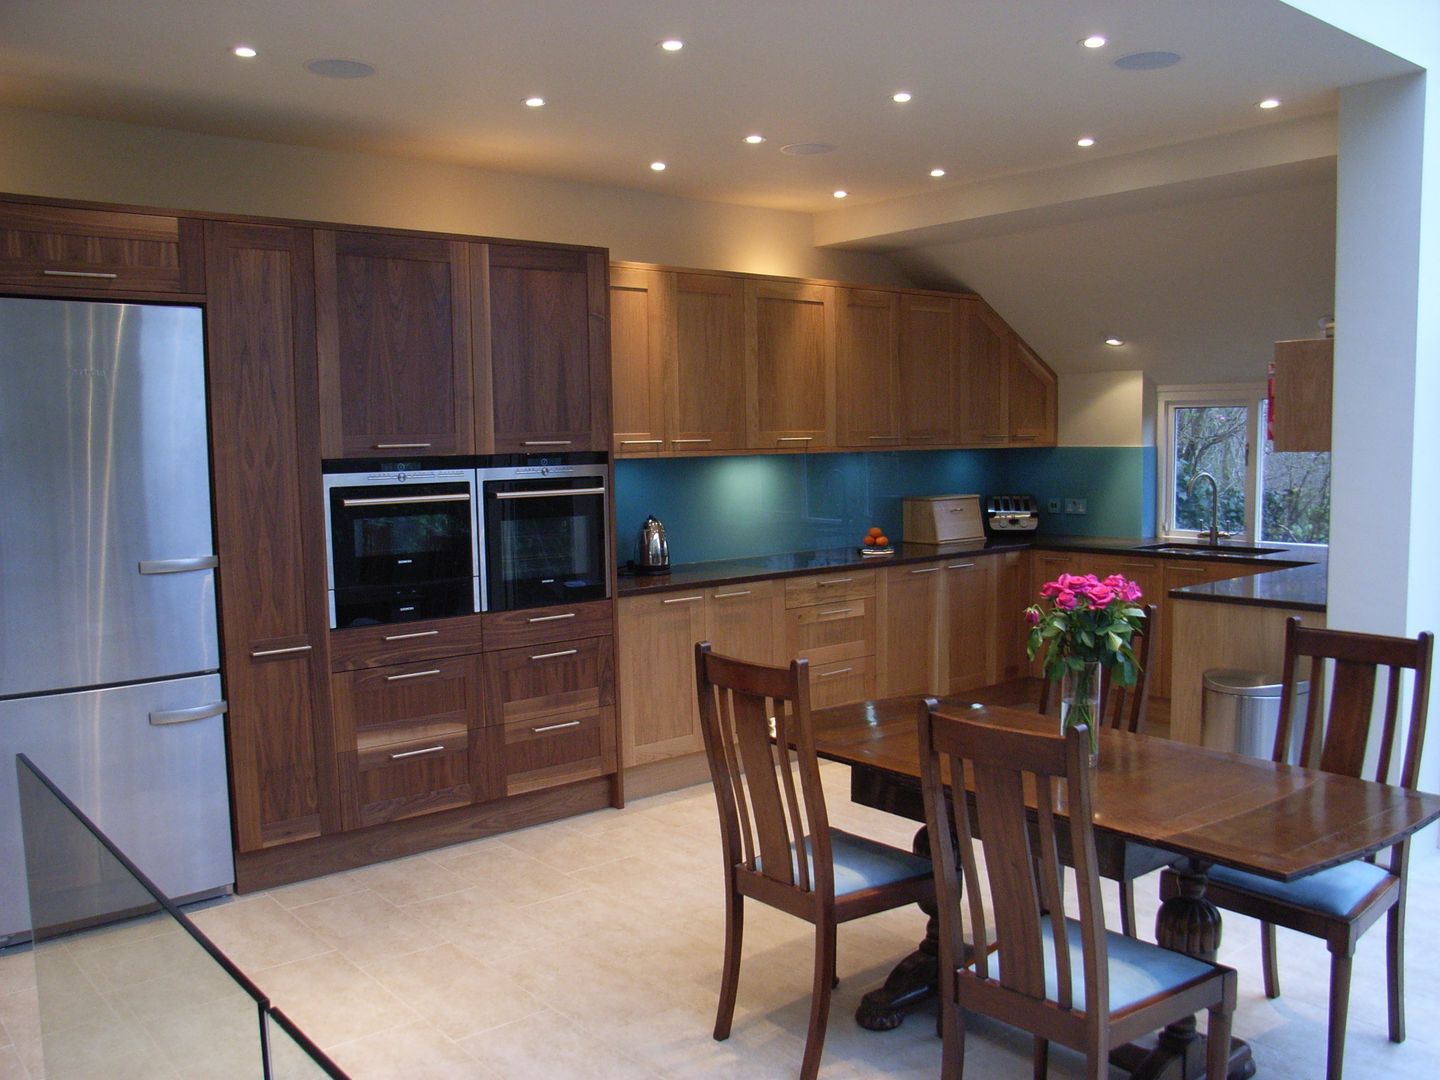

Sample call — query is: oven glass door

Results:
[329,481,475,589]
[482,477,608,611]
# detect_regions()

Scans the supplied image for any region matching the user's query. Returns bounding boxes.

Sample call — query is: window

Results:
[1157,386,1329,545]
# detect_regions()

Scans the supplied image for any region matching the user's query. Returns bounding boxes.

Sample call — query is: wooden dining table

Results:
[808,695,1440,1080]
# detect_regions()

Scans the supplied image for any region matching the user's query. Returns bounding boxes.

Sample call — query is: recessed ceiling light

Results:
[833,190,848,199]
[929,168,946,178]
[1258,98,1282,109]
[780,142,836,156]
[523,96,546,108]
[304,58,376,79]
[892,91,913,103]
[650,161,667,172]
[1076,137,1096,147]
[1082,35,1108,49]
[659,39,684,51]
[231,45,257,59]
[744,134,765,144]
[1104,336,1126,347]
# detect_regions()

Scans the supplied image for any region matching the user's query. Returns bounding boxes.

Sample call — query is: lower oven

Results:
[478,455,610,612]
[323,461,480,628]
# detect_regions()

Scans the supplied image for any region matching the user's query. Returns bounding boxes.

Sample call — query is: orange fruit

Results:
[867,526,883,539]
[874,535,889,547]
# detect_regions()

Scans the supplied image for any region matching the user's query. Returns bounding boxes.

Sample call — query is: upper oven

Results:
[478,455,610,612]
[322,461,480,629]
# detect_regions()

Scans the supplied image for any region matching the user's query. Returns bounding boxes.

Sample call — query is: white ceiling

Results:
[0,1,1413,213]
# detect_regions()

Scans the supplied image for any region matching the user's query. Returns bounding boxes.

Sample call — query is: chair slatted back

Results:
[1273,618,1434,789]
[1038,604,1158,734]
[919,703,1106,1015]
[695,643,831,897]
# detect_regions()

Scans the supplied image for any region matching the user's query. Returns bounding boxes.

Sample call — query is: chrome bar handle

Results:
[493,487,606,500]
[383,629,440,641]
[522,440,573,446]
[250,644,312,658]
[532,720,582,734]
[818,667,854,678]
[528,612,576,623]
[817,577,854,586]
[341,493,470,507]
[389,745,446,760]
[43,269,118,279]
[909,567,940,575]
[372,442,432,449]
[149,700,228,726]
[661,595,703,604]
[670,438,713,444]
[384,668,441,682]
[947,563,977,570]
[530,648,579,661]
[818,608,855,616]
[713,590,753,598]
[620,440,664,446]
[139,555,219,575]
[777,436,813,443]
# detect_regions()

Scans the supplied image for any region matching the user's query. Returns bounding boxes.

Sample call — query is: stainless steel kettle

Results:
[637,515,670,574]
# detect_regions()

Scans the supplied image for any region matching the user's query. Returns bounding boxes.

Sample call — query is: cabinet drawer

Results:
[331,654,483,751]
[491,706,617,797]
[785,597,875,666]
[482,636,614,726]
[345,730,472,828]
[482,600,613,650]
[784,569,876,608]
[0,201,202,294]
[806,655,876,710]
[329,614,486,672]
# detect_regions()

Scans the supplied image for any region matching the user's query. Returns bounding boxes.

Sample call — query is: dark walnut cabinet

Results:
[315,231,475,457]
[205,221,337,852]
[315,234,609,457]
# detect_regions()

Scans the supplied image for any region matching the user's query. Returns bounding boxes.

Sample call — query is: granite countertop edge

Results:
[617,535,1328,611]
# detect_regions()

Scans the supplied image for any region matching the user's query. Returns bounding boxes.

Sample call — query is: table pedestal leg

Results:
[856,826,940,1031]
[1113,860,1255,1080]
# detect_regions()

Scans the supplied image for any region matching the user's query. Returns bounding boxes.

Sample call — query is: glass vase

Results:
[1060,660,1102,766]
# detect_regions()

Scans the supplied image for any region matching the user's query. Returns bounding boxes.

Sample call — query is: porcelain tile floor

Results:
[3,763,1438,1079]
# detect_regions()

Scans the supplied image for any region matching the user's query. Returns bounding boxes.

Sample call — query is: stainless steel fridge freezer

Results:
[1,297,233,944]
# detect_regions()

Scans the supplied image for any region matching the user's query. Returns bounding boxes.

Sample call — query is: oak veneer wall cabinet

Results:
[1270,337,1333,452]
[316,233,609,457]
[609,261,1056,458]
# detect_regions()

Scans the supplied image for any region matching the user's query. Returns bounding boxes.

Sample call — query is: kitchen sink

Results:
[1137,541,1285,556]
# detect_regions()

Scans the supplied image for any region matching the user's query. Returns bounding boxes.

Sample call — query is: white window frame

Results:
[1155,384,1264,541]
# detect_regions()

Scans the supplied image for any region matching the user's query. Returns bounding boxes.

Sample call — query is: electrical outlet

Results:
[1047,498,1061,513]
[1074,498,1087,515]
[1063,498,1079,513]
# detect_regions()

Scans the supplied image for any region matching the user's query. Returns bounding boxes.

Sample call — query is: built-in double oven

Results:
[323,454,610,629]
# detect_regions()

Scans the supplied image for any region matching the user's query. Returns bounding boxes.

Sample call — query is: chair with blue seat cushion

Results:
[919,701,1236,1080]
[694,643,935,1080]
[1161,617,1434,1080]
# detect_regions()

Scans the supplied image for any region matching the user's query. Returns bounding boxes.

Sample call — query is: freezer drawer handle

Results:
[139,555,219,575]
[250,644,312,658]
[149,700,229,727]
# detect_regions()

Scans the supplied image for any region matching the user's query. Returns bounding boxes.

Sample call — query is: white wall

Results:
[0,105,906,285]
[1058,371,1149,447]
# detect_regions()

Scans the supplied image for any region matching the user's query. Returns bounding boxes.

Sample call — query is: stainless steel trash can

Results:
[1201,669,1309,761]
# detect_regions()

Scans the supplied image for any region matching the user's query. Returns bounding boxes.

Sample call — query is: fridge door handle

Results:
[138,556,220,575]
[149,700,229,726]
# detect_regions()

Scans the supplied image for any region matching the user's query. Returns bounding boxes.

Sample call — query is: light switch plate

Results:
[1047,498,1061,513]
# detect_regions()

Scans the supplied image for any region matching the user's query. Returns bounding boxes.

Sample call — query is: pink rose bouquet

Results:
[1025,573,1146,687]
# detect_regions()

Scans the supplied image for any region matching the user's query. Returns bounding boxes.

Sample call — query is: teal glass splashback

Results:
[615,446,1157,565]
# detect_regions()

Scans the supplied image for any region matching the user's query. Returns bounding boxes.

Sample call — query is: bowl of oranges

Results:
[860,527,893,556]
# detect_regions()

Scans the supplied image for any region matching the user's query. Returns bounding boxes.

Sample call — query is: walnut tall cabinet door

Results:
[314,231,475,458]
[745,279,836,450]
[205,221,337,852]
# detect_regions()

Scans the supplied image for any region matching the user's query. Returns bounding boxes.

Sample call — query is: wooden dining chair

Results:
[1161,617,1434,1080]
[919,701,1236,1080]
[694,642,935,1080]
[1037,603,1160,937]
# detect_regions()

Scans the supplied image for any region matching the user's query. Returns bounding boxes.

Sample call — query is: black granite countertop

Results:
[617,535,1328,611]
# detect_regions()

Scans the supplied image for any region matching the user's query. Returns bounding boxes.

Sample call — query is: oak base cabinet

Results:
[618,591,708,767]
